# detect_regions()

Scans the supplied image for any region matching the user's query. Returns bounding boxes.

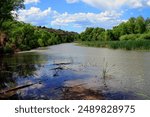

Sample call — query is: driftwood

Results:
[53,62,71,66]
[0,83,37,99]
[50,66,64,70]
[0,79,47,99]
[0,83,36,95]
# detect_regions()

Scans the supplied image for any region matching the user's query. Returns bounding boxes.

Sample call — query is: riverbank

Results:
[79,40,150,50]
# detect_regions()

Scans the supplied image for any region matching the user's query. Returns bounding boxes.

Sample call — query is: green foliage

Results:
[119,33,150,41]
[38,38,44,47]
[0,0,78,54]
[0,20,78,54]
[105,30,114,41]
[80,27,105,41]
[19,44,30,51]
[126,17,136,34]
[0,0,24,28]
[80,40,150,50]
[79,16,150,42]
[3,43,13,53]
[145,18,150,31]
[119,34,141,41]
[138,33,150,40]
[79,16,150,50]
[135,16,146,34]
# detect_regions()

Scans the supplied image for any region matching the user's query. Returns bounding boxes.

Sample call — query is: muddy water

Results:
[0,43,150,99]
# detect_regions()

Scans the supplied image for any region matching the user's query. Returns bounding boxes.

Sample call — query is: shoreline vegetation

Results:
[78,16,150,50]
[79,40,150,50]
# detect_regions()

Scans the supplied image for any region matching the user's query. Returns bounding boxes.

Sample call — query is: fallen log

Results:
[50,66,64,70]
[0,83,37,95]
[53,62,71,66]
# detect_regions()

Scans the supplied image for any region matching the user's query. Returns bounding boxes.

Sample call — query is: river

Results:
[0,43,150,99]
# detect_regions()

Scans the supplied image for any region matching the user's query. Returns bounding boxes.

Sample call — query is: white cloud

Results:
[51,11,124,29]
[24,0,40,4]
[147,0,150,6]
[66,0,150,9]
[17,6,125,30]
[16,6,126,31]
[66,0,79,3]
[17,7,58,26]
[129,0,143,8]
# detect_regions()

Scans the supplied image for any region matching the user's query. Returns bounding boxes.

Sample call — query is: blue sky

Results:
[17,0,150,32]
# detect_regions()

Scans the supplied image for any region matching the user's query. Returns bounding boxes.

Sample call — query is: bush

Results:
[19,44,30,51]
[3,43,13,53]
[119,34,141,41]
[38,38,45,47]
[138,33,150,40]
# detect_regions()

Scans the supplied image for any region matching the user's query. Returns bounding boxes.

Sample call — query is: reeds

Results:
[80,40,150,50]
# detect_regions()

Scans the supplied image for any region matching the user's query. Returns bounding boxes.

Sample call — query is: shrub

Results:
[3,43,13,53]
[138,33,150,40]
[19,44,30,51]
[119,34,141,41]
[38,38,44,47]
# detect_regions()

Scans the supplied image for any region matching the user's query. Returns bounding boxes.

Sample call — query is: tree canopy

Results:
[79,16,150,42]
[0,0,24,28]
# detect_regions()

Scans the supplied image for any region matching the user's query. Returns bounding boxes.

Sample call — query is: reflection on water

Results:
[0,43,150,100]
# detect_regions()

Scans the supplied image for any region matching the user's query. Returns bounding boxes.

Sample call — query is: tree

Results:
[0,0,25,29]
[112,26,121,40]
[119,22,128,35]
[127,17,136,34]
[97,31,105,41]
[145,18,150,31]
[38,38,44,47]
[135,16,146,34]
[105,30,114,41]
[91,27,105,41]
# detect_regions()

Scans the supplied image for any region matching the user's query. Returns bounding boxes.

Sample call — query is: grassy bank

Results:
[79,40,150,50]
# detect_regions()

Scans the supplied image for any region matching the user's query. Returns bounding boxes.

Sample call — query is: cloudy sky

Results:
[17,0,150,32]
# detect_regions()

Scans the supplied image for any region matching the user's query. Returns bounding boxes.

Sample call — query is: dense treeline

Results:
[79,16,150,50]
[80,16,150,41]
[0,0,78,54]
[0,20,78,54]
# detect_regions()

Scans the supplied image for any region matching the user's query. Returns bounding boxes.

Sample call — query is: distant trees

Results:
[79,16,150,42]
[80,27,105,41]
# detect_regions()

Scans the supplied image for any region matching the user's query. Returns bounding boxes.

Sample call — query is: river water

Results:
[0,43,150,99]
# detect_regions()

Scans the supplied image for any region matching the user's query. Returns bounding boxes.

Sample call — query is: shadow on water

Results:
[0,53,96,99]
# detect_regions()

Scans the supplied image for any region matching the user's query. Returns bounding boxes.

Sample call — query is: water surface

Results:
[0,43,150,99]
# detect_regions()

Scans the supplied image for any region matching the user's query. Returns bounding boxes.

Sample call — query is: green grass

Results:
[79,40,150,50]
